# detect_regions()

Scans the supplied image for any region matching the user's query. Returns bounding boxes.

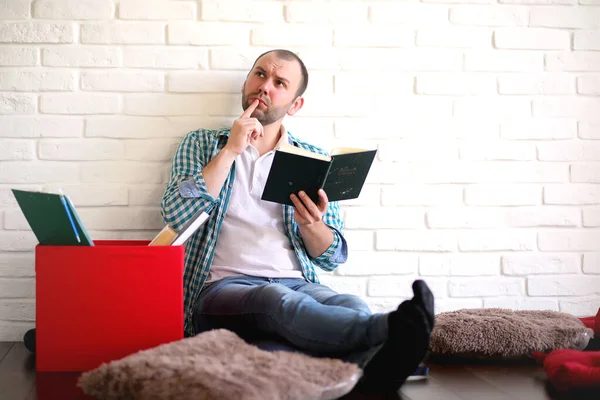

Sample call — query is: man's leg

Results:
[192,276,388,354]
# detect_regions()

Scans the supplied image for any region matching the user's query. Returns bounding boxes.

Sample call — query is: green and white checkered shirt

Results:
[160,128,348,337]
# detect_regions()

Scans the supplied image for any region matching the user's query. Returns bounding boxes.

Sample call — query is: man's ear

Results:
[287,96,304,116]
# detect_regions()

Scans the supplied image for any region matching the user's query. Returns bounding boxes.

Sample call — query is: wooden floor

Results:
[1,341,599,400]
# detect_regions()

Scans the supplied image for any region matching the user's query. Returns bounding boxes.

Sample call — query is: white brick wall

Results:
[0,0,599,341]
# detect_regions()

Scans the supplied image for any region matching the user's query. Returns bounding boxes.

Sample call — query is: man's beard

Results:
[242,94,290,126]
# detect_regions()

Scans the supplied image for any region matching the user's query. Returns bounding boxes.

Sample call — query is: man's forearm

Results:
[298,220,335,258]
[202,147,237,198]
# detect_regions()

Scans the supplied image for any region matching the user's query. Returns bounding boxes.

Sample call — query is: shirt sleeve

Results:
[305,200,348,271]
[160,130,219,231]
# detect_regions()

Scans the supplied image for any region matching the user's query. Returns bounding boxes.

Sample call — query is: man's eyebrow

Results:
[255,66,289,84]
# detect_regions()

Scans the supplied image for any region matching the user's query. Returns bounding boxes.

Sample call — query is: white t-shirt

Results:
[207,128,304,283]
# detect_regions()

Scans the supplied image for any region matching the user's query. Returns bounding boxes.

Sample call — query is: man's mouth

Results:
[250,97,268,106]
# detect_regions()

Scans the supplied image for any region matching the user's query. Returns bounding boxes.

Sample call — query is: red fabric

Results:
[578,308,600,335]
[36,240,184,372]
[532,350,600,391]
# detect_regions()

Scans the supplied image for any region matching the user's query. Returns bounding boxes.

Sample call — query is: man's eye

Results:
[277,81,285,87]
[256,72,265,77]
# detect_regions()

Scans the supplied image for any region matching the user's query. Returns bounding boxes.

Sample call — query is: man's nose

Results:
[258,80,272,94]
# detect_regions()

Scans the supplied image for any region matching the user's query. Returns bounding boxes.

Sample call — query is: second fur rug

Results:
[429,308,595,360]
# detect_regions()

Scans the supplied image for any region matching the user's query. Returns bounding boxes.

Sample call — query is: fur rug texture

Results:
[429,308,595,360]
[77,329,362,400]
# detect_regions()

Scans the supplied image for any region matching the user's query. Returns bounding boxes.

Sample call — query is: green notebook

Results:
[12,189,94,246]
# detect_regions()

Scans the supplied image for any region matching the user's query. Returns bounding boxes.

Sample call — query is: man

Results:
[160,49,434,393]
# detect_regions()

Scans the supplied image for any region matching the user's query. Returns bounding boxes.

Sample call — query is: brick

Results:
[581,0,600,4]
[369,4,450,24]
[577,76,600,95]
[124,47,208,69]
[382,185,462,206]
[0,322,36,341]
[538,231,600,251]
[500,0,573,3]
[0,70,75,92]
[460,142,536,160]
[501,119,575,140]
[81,22,165,44]
[420,254,500,276]
[484,297,559,311]
[502,254,581,275]
[534,98,600,118]
[129,185,165,206]
[530,7,600,29]
[252,25,332,46]
[0,232,38,252]
[459,230,535,251]
[0,253,35,278]
[544,184,600,205]
[344,230,374,251]
[417,28,492,48]
[449,6,528,26]
[124,139,179,161]
[0,23,74,43]
[39,139,124,161]
[209,47,266,70]
[378,140,457,162]
[538,142,600,161]
[425,0,494,3]
[416,73,495,95]
[4,209,30,230]
[449,278,524,297]
[0,140,35,161]
[286,2,366,23]
[167,71,245,93]
[0,186,41,206]
[82,71,164,92]
[43,184,127,206]
[560,297,600,317]
[0,47,37,66]
[574,31,600,51]
[340,48,463,72]
[33,0,114,20]
[436,299,484,314]
[584,208,600,227]
[0,0,29,19]
[528,276,600,296]
[120,0,195,20]
[85,116,203,138]
[368,277,448,298]
[465,184,540,206]
[0,94,35,115]
[202,0,282,22]
[316,276,367,297]
[427,208,505,229]
[77,207,163,230]
[344,207,424,229]
[579,121,600,139]
[506,207,581,227]
[494,28,569,50]
[169,22,248,46]
[0,300,34,321]
[545,52,600,72]
[465,51,543,71]
[40,94,118,115]
[335,27,414,47]
[498,74,575,95]
[42,47,120,67]
[571,163,600,183]
[334,72,413,95]
[123,94,211,116]
[335,252,418,276]
[0,278,35,296]
[454,98,531,118]
[583,252,600,274]
[376,231,457,252]
[87,230,156,241]
[0,117,83,138]
[81,163,165,184]
[0,162,78,183]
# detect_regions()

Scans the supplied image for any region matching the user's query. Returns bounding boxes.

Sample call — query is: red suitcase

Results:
[35,240,184,371]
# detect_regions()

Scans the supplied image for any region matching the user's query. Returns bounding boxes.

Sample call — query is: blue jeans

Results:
[192,276,389,368]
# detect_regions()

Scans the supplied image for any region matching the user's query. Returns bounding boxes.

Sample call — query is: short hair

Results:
[249,49,309,98]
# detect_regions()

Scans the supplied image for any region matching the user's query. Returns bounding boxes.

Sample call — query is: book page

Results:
[331,147,371,156]
[277,143,331,161]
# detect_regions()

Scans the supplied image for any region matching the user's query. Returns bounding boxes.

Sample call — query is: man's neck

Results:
[251,121,283,157]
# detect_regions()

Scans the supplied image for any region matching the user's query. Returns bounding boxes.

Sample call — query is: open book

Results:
[149,208,210,246]
[261,143,377,206]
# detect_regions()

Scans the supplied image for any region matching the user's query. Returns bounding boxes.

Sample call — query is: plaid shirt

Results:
[160,128,348,337]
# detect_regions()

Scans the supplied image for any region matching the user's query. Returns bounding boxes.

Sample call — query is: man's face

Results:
[241,52,303,126]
